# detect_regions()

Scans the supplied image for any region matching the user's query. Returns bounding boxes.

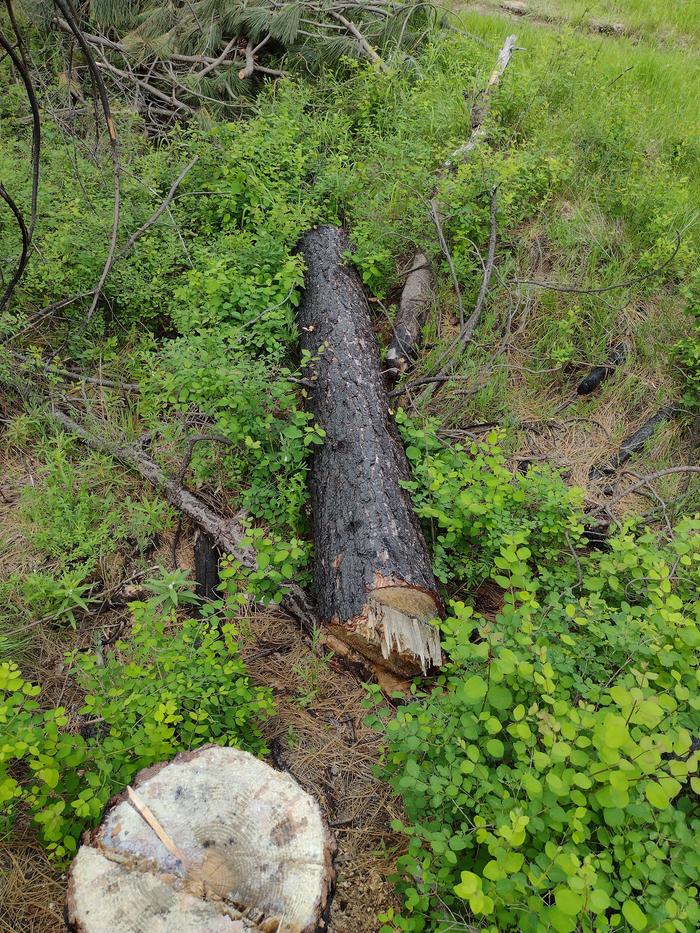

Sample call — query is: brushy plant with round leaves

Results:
[0,594,273,861]
[372,429,700,933]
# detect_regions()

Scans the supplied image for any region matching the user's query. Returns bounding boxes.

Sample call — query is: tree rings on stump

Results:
[66,745,336,932]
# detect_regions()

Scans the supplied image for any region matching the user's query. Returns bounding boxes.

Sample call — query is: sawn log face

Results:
[297,225,442,675]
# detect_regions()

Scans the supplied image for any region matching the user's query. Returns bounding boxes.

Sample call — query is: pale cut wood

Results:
[66,746,336,933]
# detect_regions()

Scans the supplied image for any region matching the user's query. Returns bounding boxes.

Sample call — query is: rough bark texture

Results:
[589,406,674,481]
[297,225,442,676]
[194,529,221,601]
[66,746,336,933]
[385,252,433,382]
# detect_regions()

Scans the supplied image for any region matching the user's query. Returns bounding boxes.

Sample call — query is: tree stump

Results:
[66,746,336,932]
[297,225,443,677]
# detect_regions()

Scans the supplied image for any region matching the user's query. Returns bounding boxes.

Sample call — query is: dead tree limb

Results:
[445,34,518,168]
[517,231,681,294]
[52,0,121,332]
[417,186,498,404]
[116,157,198,260]
[0,15,40,312]
[393,34,517,387]
[0,182,29,313]
[593,466,700,514]
[298,226,442,677]
[49,408,317,629]
[385,253,433,382]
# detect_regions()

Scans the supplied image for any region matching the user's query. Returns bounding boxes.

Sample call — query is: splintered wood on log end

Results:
[297,225,443,678]
[66,745,336,933]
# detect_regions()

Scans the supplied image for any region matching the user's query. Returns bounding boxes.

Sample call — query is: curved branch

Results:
[0,14,40,312]
[52,0,121,330]
[517,231,682,295]
[0,182,29,312]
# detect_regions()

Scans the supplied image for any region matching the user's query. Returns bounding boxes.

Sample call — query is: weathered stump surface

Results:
[297,225,442,676]
[66,745,335,932]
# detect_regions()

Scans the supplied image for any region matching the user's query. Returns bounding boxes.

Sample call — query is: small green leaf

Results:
[622,900,648,930]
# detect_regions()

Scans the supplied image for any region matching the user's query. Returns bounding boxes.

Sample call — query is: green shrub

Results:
[374,432,700,932]
[20,440,125,571]
[0,594,273,860]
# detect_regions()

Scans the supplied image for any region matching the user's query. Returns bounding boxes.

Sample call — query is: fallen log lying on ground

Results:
[589,405,675,481]
[298,225,443,677]
[66,745,335,932]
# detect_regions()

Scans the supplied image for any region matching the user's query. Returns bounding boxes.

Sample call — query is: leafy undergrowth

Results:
[0,2,699,932]
[371,425,700,931]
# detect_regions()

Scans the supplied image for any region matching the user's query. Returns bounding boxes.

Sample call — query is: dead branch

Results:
[430,198,466,327]
[53,0,121,331]
[0,14,40,312]
[393,35,517,389]
[517,231,681,294]
[8,351,140,392]
[593,466,700,515]
[0,182,29,313]
[445,34,518,167]
[176,433,233,485]
[116,157,198,260]
[49,408,318,629]
[417,187,498,403]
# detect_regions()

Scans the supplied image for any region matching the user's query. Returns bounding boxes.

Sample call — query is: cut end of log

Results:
[66,746,336,933]
[329,582,442,678]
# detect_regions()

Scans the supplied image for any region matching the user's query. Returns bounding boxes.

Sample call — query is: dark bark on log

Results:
[576,342,627,395]
[193,530,221,601]
[297,225,443,677]
[385,252,433,383]
[589,406,675,481]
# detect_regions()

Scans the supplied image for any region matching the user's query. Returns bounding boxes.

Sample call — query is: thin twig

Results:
[595,466,700,514]
[516,231,681,294]
[429,197,466,328]
[418,188,498,403]
[116,157,198,259]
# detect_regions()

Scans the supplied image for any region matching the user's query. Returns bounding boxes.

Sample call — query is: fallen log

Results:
[297,225,443,677]
[388,35,519,393]
[385,252,433,383]
[589,405,675,481]
[445,34,519,169]
[66,745,335,932]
